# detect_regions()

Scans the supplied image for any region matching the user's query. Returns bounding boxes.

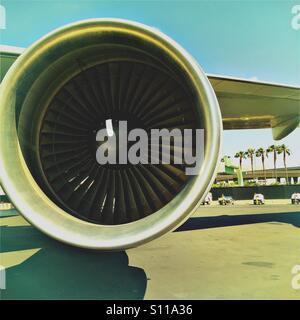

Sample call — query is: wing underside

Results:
[209,74,300,139]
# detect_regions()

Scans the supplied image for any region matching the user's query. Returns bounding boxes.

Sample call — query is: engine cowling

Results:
[0,19,222,249]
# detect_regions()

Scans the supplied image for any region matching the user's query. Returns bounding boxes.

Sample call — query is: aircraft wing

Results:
[209,74,300,140]
[1,45,300,140]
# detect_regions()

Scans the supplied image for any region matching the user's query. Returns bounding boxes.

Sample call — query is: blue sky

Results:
[0,0,299,169]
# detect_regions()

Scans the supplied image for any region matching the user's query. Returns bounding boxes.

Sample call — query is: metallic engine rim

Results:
[0,19,222,249]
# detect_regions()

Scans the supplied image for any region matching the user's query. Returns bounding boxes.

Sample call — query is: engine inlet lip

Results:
[0,18,222,250]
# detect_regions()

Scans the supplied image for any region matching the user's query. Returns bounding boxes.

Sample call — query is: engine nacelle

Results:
[0,19,221,249]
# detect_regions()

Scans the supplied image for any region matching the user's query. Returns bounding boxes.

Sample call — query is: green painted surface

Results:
[0,52,19,82]
[223,156,244,186]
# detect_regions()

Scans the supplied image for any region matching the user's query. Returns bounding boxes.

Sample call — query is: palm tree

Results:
[277,144,291,184]
[234,151,246,170]
[246,148,255,178]
[256,147,266,182]
[267,145,280,181]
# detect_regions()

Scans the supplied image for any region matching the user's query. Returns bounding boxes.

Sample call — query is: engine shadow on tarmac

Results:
[0,224,147,300]
[2,209,299,299]
[176,211,300,232]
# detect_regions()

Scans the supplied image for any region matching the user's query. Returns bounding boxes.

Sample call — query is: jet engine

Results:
[0,19,222,249]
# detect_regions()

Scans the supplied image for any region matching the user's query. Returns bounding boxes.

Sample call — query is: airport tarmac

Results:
[0,202,299,300]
